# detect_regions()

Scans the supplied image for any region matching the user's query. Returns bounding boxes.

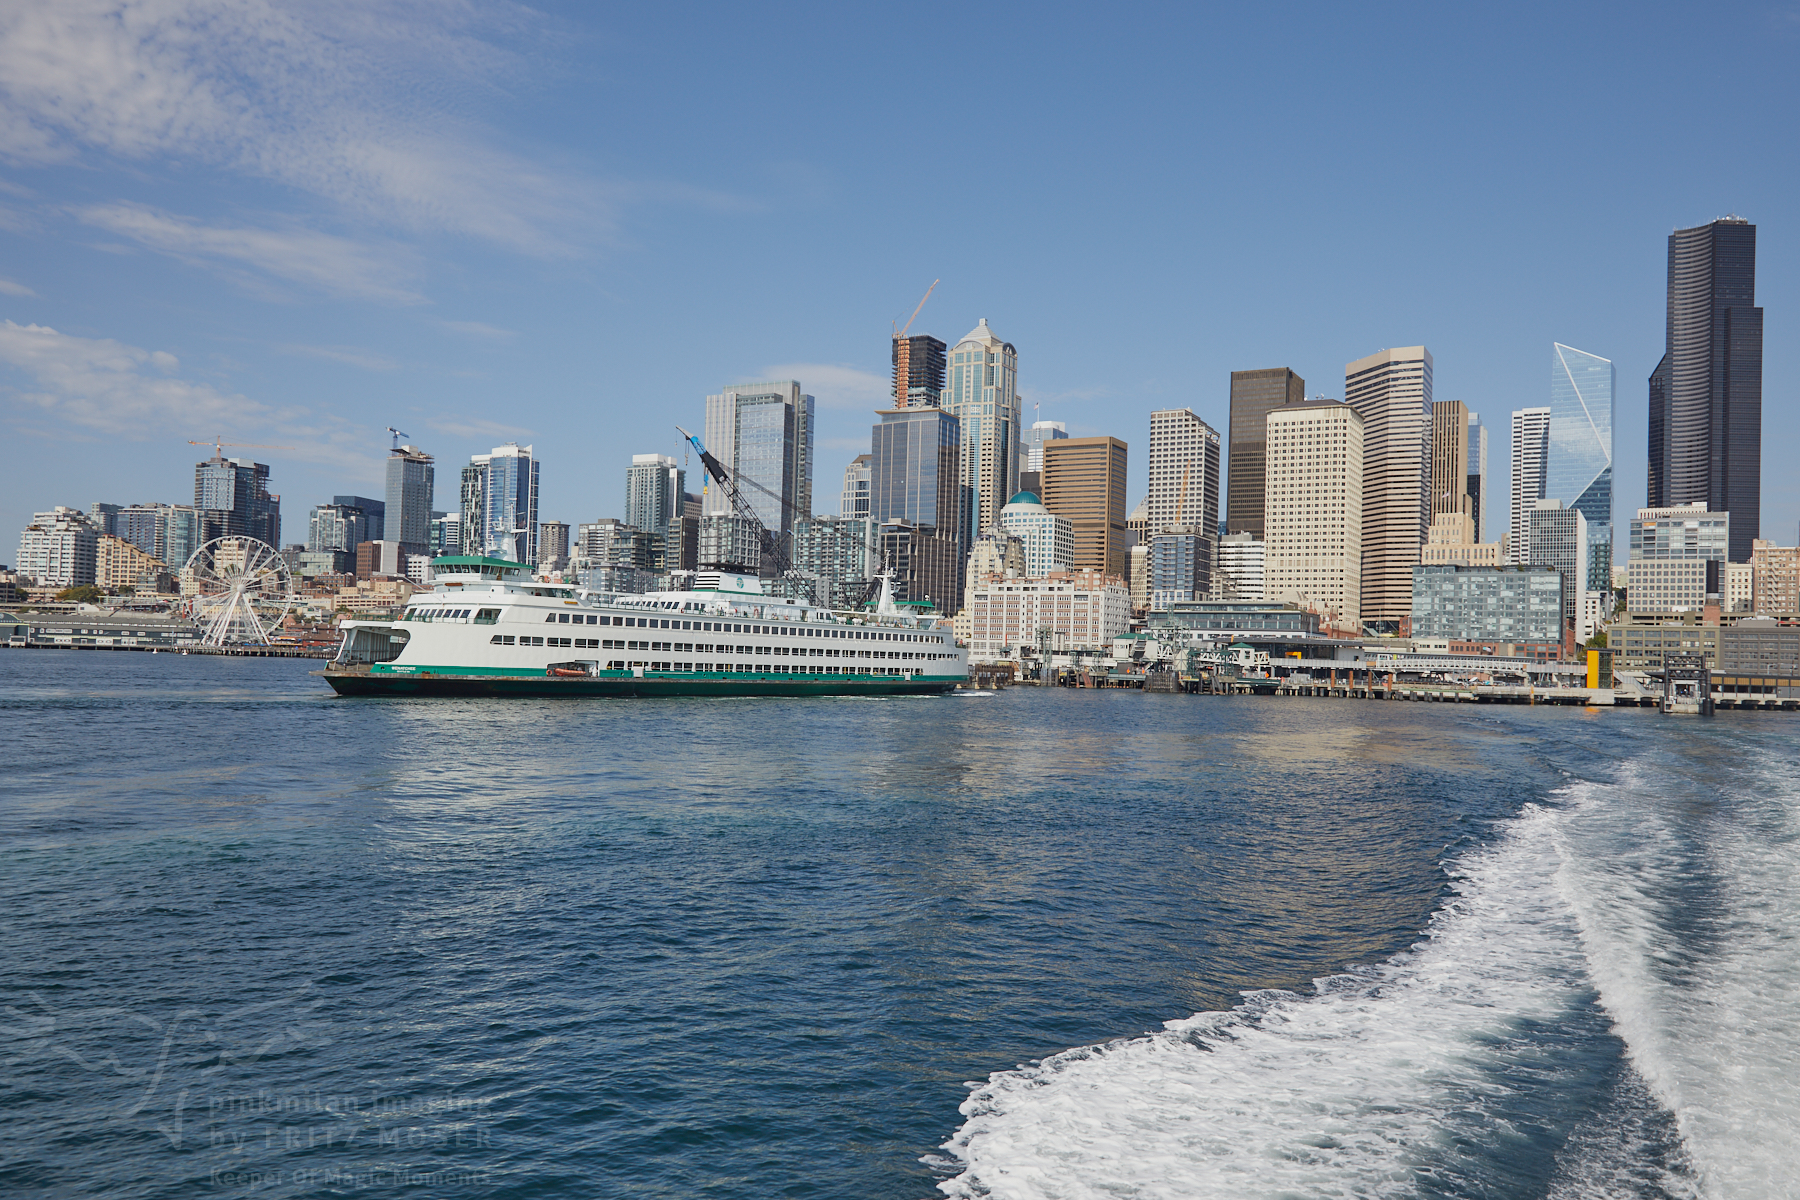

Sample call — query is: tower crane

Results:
[675,425,806,585]
[187,436,295,458]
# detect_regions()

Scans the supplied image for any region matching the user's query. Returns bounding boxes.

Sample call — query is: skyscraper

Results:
[333,495,384,542]
[1264,400,1363,627]
[1024,420,1067,472]
[384,444,435,556]
[194,454,280,547]
[625,453,685,537]
[943,319,1022,546]
[1649,216,1762,561]
[840,454,871,518]
[1041,436,1128,578]
[703,380,814,544]
[460,444,539,563]
[1548,343,1614,590]
[1510,407,1551,563]
[1345,347,1431,626]
[1226,367,1306,537]
[1146,408,1221,537]
[891,334,947,409]
[1431,401,1471,522]
[1467,412,1488,542]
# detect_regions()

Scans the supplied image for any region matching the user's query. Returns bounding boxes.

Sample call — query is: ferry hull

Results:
[321,669,960,698]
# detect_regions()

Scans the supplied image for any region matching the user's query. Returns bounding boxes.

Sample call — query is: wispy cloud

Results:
[77,202,424,303]
[0,318,371,469]
[761,362,889,410]
[423,416,532,442]
[0,275,34,296]
[279,343,399,371]
[440,319,515,342]
[0,1,669,258]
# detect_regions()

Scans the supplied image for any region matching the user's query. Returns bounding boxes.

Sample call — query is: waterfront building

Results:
[333,495,385,542]
[625,454,685,537]
[892,334,948,410]
[195,454,280,547]
[1215,532,1265,601]
[1609,611,1721,672]
[876,519,959,612]
[792,515,877,609]
[1025,420,1067,472]
[1226,367,1305,537]
[1345,347,1431,625]
[703,380,815,543]
[840,454,871,518]
[539,522,570,572]
[309,503,370,556]
[1146,408,1220,553]
[963,569,1131,660]
[1725,561,1755,613]
[1410,564,1566,654]
[942,319,1022,545]
[1467,411,1489,542]
[1624,504,1730,611]
[1149,530,1211,611]
[1549,343,1615,589]
[1420,512,1503,567]
[1649,216,1762,561]
[460,444,540,565]
[1264,399,1363,628]
[1626,559,1715,613]
[1528,499,1588,629]
[95,534,165,591]
[16,508,99,588]
[385,444,435,555]
[997,490,1074,578]
[1510,406,1551,563]
[870,403,963,594]
[1151,599,1322,637]
[1751,540,1800,614]
[1041,436,1129,578]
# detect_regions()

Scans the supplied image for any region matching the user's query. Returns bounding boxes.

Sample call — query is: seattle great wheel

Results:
[182,537,298,646]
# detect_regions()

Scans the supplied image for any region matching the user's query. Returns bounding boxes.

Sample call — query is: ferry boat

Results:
[321,557,969,698]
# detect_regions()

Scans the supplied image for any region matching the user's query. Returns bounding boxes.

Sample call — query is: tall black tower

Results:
[1648,216,1762,561]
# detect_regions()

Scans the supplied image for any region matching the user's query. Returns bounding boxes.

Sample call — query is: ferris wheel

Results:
[183,537,297,646]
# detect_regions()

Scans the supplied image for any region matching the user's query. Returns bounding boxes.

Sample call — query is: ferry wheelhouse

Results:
[321,557,968,697]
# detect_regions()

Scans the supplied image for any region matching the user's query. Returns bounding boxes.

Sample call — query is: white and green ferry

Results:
[322,557,969,698]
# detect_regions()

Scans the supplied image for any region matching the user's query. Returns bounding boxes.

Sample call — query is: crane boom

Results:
[674,425,794,579]
[896,279,938,340]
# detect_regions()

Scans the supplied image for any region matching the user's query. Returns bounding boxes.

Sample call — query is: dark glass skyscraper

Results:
[1648,216,1762,561]
[1226,367,1305,537]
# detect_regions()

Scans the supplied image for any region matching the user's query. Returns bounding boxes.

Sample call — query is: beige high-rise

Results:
[1041,436,1129,578]
[1431,401,1472,518]
[1346,346,1432,625]
[1264,400,1363,626]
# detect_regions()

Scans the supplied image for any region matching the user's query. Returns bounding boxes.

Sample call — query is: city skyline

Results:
[2,7,1795,569]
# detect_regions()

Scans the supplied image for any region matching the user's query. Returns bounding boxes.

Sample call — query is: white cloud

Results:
[0,318,369,469]
[0,275,34,296]
[423,416,532,442]
[761,362,890,410]
[77,202,424,303]
[440,319,515,342]
[0,1,599,255]
[279,343,399,371]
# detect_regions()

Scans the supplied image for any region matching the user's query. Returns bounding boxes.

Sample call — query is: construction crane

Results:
[893,278,938,339]
[675,424,800,579]
[387,427,409,450]
[187,436,295,458]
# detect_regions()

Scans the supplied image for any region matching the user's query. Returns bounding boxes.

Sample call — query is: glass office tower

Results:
[1548,343,1614,590]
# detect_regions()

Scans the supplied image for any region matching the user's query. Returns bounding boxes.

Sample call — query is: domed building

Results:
[997,490,1074,578]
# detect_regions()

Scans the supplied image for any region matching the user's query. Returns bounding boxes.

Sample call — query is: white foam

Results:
[1553,758,1800,1199]
[937,805,1596,1199]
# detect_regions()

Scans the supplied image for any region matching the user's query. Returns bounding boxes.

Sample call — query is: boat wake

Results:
[936,754,1800,1199]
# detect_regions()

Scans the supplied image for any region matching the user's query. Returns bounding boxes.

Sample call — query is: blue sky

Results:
[3,1,1797,560]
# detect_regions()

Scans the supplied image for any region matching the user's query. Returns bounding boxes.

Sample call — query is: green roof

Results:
[431,556,534,572]
[1007,490,1042,506]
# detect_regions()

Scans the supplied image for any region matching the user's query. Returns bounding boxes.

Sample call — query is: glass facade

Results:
[1149,531,1211,611]
[476,445,539,564]
[1547,344,1613,589]
[1526,502,1587,626]
[1410,565,1564,644]
[193,457,280,546]
[870,408,962,535]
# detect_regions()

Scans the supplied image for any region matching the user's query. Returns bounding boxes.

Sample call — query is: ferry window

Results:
[586,615,597,624]
[545,614,557,623]
[559,613,570,623]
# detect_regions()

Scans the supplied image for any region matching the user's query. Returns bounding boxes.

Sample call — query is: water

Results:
[0,652,1794,1198]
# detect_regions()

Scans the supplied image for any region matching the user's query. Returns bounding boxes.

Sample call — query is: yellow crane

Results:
[187,436,295,458]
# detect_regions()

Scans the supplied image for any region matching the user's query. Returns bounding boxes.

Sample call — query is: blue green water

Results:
[2,652,1796,1198]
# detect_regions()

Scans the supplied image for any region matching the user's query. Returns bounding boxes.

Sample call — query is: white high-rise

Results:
[624,453,684,536]
[1510,406,1551,563]
[840,454,871,518]
[1264,401,1363,626]
[1024,420,1066,472]
[942,319,1022,546]
[1145,408,1220,536]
